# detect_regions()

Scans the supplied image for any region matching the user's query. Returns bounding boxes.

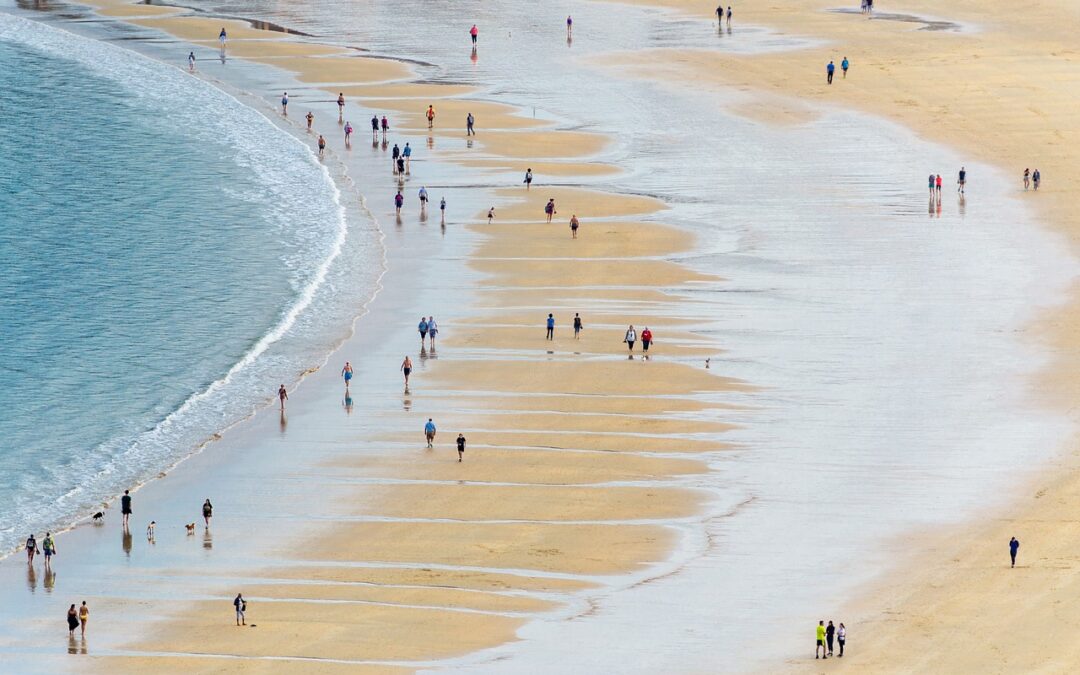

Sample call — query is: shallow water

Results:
[0,0,1074,672]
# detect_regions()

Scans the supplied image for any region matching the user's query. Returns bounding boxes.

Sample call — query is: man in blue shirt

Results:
[546,313,555,340]
[841,56,849,78]
[1010,537,1020,567]
[403,142,412,173]
[424,419,436,448]
[827,60,835,84]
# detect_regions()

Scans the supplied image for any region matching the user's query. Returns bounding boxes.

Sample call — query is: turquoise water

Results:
[0,15,352,553]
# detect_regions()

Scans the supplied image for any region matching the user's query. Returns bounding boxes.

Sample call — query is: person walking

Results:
[79,601,89,637]
[401,355,413,388]
[42,532,56,570]
[403,142,412,172]
[488,207,495,224]
[456,433,466,462]
[419,186,429,212]
[26,533,39,565]
[928,173,936,197]
[546,313,555,340]
[837,623,846,657]
[428,317,439,348]
[567,15,573,37]
[395,191,404,215]
[957,166,966,193]
[826,620,836,657]
[544,198,556,223]
[1023,168,1030,190]
[219,27,227,47]
[371,114,379,140]
[816,620,827,659]
[1010,536,1020,567]
[624,325,637,352]
[381,115,390,138]
[281,92,289,115]
[524,168,533,189]
[424,418,437,448]
[188,51,196,72]
[344,121,353,147]
[426,105,436,129]
[466,112,476,136]
[341,361,353,388]
[440,197,447,224]
[392,143,401,172]
[1033,168,1041,190]
[641,326,653,354]
[67,605,79,637]
[337,92,345,117]
[278,384,288,411]
[841,56,849,78]
[318,134,326,157]
[826,61,835,84]
[716,4,723,26]
[418,317,429,345]
[573,313,583,339]
[470,24,478,44]
[203,498,213,527]
[569,214,579,238]
[726,5,732,27]
[121,490,132,528]
[234,593,246,626]
[306,111,314,130]
[936,174,943,196]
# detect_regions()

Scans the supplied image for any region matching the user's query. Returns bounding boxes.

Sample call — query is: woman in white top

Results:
[428,317,439,348]
[624,325,637,352]
[837,623,846,657]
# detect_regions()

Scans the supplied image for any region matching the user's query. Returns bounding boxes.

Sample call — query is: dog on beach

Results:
[92,511,105,523]
[146,521,156,538]
[185,523,196,535]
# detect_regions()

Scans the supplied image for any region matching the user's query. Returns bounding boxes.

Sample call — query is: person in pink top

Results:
[470,24,478,44]
[935,174,943,196]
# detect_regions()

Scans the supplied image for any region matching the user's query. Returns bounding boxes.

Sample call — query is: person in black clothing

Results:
[121,490,132,528]
[1010,537,1020,567]
[573,313,583,339]
[826,620,836,657]
[456,433,466,462]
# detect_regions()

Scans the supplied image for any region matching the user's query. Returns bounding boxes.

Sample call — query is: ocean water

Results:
[0,14,364,555]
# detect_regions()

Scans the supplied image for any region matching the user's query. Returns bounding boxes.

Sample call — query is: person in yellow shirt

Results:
[816,620,827,659]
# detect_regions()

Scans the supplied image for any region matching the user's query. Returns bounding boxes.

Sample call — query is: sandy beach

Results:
[2,0,1079,672]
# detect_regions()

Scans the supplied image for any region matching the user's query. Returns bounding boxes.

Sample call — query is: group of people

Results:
[815,620,847,659]
[543,314,654,355]
[825,57,850,84]
[417,316,439,348]
[715,5,733,27]
[860,0,875,14]
[1022,168,1042,190]
[420,419,467,461]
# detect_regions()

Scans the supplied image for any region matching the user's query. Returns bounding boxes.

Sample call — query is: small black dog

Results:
[92,511,105,523]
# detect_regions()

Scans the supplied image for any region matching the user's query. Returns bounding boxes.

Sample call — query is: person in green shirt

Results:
[816,620,827,659]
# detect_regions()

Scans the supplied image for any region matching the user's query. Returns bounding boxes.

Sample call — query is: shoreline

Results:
[2,0,1080,669]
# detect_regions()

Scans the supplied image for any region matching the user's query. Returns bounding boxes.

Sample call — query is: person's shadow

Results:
[279,410,288,433]
[203,528,214,550]
[26,565,36,593]
[344,391,354,415]
[122,529,133,557]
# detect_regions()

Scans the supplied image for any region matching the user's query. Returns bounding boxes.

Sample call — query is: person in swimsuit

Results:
[641,327,653,354]
[26,534,38,565]
[545,198,556,223]
[341,362,353,388]
[440,197,446,224]
[305,111,314,130]
[1023,167,1030,190]
[401,356,412,388]
[219,28,227,46]
[337,93,345,117]
[403,142,412,172]
[188,51,196,72]
[67,605,79,637]
[395,191,404,215]
[79,601,89,637]
[457,433,466,462]
[42,533,55,570]
[624,325,637,352]
[570,214,579,238]
[426,105,436,129]
[428,317,439,348]
[470,24,478,44]
[418,317,429,344]
[121,489,132,528]
[424,418,437,448]
[318,135,326,157]
[466,113,475,136]
[573,313,582,338]
[957,166,966,193]
[203,498,213,526]
[278,384,288,411]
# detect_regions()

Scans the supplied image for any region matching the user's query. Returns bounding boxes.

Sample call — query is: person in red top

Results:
[641,327,653,355]
[470,24,478,44]
[935,174,943,196]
